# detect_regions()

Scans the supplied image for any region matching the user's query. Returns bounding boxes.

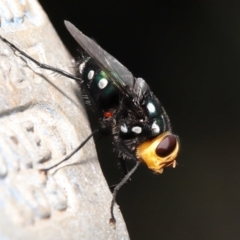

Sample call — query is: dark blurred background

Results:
[39,1,240,239]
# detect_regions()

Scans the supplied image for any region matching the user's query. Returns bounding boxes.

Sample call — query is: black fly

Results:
[0,21,180,225]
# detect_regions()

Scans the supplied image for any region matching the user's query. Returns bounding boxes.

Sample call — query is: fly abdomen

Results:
[80,59,120,119]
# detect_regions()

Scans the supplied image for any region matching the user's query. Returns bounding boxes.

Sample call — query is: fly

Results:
[0,21,180,225]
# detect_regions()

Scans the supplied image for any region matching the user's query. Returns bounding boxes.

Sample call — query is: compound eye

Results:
[155,135,177,157]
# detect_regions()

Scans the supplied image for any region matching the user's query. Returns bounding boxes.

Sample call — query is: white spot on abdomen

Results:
[79,62,86,74]
[98,78,108,89]
[88,70,94,79]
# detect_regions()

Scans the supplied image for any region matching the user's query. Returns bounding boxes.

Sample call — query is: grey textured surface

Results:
[0,0,129,239]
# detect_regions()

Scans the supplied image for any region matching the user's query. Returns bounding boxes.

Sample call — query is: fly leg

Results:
[109,143,141,224]
[40,129,98,172]
[0,35,82,82]
[110,161,140,225]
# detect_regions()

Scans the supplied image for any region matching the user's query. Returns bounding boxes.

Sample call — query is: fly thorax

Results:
[143,96,170,136]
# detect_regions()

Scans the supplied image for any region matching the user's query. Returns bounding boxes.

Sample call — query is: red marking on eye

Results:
[104,111,113,118]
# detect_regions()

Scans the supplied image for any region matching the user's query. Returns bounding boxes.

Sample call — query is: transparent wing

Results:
[64,21,135,94]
